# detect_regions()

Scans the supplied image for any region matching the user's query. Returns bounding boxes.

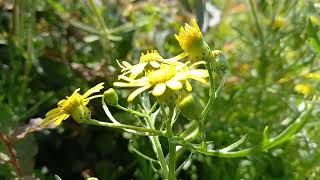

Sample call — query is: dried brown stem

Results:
[0,132,23,177]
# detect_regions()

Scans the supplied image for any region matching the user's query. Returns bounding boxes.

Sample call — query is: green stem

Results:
[144,110,169,177]
[116,105,148,118]
[168,141,176,180]
[87,0,110,51]
[247,0,264,44]
[148,128,168,177]
[179,102,314,158]
[85,119,165,136]
[201,62,216,118]
[161,104,177,180]
[177,52,228,142]
[151,136,168,177]
[88,0,109,36]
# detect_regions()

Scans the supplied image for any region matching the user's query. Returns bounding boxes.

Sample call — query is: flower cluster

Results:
[113,18,216,102]
[41,18,217,126]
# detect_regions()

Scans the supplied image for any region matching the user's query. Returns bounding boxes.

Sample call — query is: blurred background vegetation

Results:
[0,0,319,179]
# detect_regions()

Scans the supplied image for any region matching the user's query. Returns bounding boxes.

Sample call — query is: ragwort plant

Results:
[40,18,316,180]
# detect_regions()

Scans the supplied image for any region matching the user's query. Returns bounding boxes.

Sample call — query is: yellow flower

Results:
[41,83,104,126]
[114,62,208,102]
[294,83,313,95]
[117,50,187,80]
[175,18,210,58]
[273,16,286,29]
[306,72,320,80]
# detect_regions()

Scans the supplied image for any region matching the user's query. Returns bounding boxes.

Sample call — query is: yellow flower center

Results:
[148,65,176,84]
[59,93,84,113]
[139,50,163,63]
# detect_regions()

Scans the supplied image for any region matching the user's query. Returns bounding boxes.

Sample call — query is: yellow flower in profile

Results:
[41,83,104,127]
[294,83,313,95]
[114,62,208,102]
[117,50,187,80]
[175,18,210,58]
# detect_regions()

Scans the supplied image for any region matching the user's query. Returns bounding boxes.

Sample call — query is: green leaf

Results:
[307,18,320,56]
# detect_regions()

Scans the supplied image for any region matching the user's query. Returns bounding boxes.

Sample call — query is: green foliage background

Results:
[0,0,319,179]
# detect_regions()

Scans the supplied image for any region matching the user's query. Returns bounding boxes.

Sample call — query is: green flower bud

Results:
[212,50,228,72]
[103,88,119,106]
[87,178,99,180]
[178,94,203,120]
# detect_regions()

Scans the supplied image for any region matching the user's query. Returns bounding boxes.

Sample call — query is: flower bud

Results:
[178,94,203,120]
[212,50,228,72]
[103,88,119,106]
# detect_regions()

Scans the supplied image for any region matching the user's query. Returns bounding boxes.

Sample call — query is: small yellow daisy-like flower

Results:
[114,62,208,102]
[175,18,210,58]
[294,83,313,95]
[41,83,104,127]
[117,50,187,80]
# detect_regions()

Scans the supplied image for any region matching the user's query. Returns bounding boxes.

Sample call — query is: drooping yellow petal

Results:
[82,83,104,98]
[46,108,61,117]
[187,69,209,78]
[41,115,61,127]
[166,80,183,90]
[152,83,166,96]
[45,111,63,121]
[128,85,152,102]
[54,114,70,125]
[185,80,192,92]
[189,61,206,68]
[188,76,207,84]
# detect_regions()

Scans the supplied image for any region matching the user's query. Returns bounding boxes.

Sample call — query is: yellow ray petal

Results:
[113,81,147,87]
[85,94,104,101]
[128,85,152,102]
[122,61,133,68]
[82,83,104,98]
[188,76,207,83]
[185,80,192,92]
[187,69,209,78]
[45,111,63,121]
[166,80,183,90]
[152,83,166,96]
[129,63,148,79]
[54,114,70,125]
[150,61,160,68]
[165,52,188,62]
[46,108,61,116]
[41,115,61,127]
